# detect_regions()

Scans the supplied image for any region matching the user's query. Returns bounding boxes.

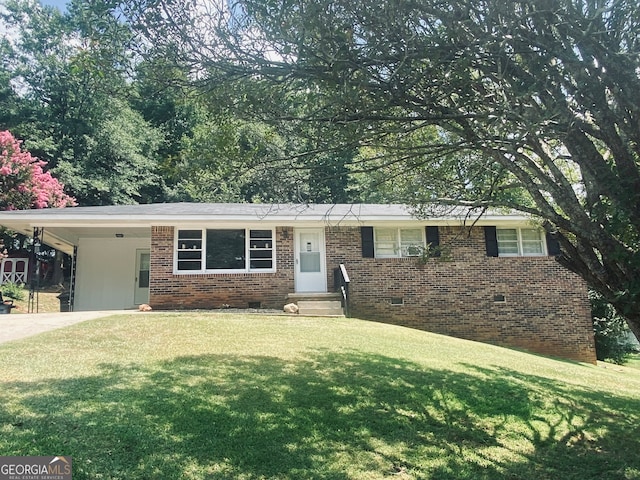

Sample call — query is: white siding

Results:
[75,237,150,311]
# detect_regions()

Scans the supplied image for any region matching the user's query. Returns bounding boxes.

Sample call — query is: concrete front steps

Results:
[286,293,344,317]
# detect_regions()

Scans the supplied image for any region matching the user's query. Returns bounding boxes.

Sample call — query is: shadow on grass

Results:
[1,351,639,479]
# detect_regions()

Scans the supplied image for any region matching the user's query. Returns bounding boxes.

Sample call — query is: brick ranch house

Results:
[0,203,596,363]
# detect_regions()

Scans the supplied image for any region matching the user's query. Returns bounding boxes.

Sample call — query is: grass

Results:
[0,313,639,479]
[625,353,640,371]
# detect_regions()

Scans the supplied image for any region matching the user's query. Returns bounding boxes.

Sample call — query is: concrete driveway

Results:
[0,311,129,344]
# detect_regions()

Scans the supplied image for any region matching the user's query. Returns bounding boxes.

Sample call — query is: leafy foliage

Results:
[54,100,165,205]
[168,114,293,203]
[591,291,639,365]
[1,281,26,301]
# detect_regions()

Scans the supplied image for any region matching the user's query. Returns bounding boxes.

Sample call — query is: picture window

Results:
[175,228,275,273]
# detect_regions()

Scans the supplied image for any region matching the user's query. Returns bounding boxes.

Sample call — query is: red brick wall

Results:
[149,224,596,363]
[149,226,294,309]
[326,226,596,364]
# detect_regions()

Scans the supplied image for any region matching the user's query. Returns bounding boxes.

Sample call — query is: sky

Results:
[40,0,68,11]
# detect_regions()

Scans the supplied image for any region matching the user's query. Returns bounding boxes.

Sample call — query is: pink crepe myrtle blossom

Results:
[0,130,76,210]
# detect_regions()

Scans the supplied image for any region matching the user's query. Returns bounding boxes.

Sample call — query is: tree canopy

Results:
[123,0,640,337]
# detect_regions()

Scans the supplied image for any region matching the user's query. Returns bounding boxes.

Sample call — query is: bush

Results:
[590,291,639,364]
[1,281,26,301]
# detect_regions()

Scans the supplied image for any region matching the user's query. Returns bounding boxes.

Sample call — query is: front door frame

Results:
[134,249,150,305]
[294,228,327,293]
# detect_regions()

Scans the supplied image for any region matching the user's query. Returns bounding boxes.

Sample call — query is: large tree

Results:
[124,0,640,337]
[1,0,166,205]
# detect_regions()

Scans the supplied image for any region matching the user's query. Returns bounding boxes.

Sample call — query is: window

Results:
[177,230,203,271]
[249,230,274,269]
[400,228,424,256]
[175,228,274,272]
[206,229,246,270]
[497,228,545,256]
[374,228,424,258]
[374,228,397,257]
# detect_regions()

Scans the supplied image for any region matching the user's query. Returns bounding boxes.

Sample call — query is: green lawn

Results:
[0,313,639,479]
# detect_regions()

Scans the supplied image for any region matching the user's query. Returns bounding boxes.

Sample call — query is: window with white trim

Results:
[175,228,275,272]
[374,228,425,258]
[497,228,545,256]
[176,230,203,271]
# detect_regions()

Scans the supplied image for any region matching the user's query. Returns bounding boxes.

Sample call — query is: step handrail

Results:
[334,263,351,317]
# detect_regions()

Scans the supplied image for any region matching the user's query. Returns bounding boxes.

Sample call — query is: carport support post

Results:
[28,227,43,313]
[68,245,77,312]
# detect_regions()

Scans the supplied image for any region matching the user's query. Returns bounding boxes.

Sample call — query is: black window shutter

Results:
[425,226,441,257]
[484,226,499,257]
[546,232,561,256]
[361,227,374,258]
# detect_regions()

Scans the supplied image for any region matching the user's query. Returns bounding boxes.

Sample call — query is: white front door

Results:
[295,228,327,293]
[134,249,150,305]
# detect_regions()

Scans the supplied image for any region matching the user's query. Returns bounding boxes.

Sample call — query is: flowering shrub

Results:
[0,131,76,210]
